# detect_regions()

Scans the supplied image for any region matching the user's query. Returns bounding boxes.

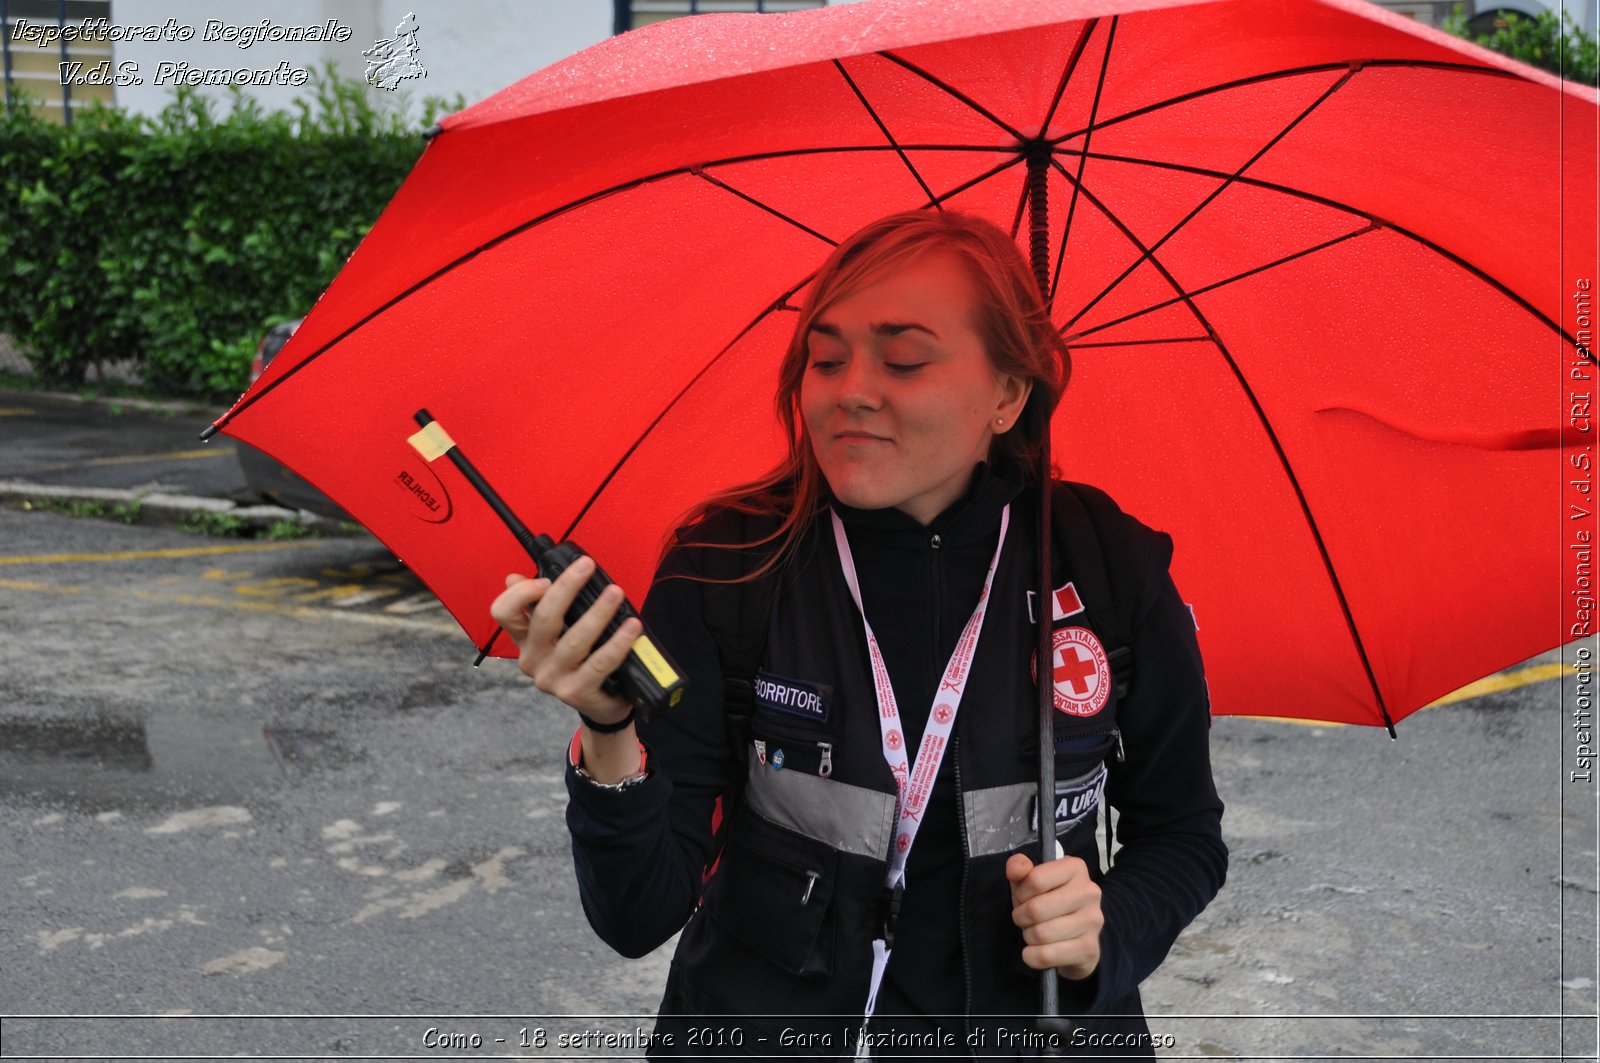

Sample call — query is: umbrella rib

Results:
[831,59,941,208]
[1063,148,1595,358]
[873,49,1030,144]
[563,153,1041,543]
[928,152,1029,211]
[1064,223,1378,342]
[1046,58,1527,145]
[209,60,1541,437]
[559,281,813,546]
[692,169,840,247]
[474,279,819,661]
[1037,17,1100,139]
[1067,335,1212,348]
[1008,174,1030,243]
[1050,15,1118,311]
[206,145,1019,433]
[1064,66,1361,333]
[1050,156,1398,733]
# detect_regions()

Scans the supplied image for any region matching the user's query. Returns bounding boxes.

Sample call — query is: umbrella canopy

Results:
[210,0,1597,729]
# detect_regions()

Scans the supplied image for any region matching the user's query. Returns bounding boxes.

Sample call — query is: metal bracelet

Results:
[573,764,649,792]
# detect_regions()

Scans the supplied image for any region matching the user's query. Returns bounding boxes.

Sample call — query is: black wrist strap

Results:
[578,707,636,734]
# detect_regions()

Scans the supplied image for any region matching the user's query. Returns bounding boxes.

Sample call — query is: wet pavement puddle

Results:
[0,710,358,813]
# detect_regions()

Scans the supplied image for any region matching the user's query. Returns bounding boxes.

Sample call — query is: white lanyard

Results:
[828,504,1010,1055]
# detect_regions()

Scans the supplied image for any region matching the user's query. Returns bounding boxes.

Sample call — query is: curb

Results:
[0,385,220,418]
[0,480,350,534]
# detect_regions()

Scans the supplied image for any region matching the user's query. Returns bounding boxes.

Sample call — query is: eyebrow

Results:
[808,321,940,339]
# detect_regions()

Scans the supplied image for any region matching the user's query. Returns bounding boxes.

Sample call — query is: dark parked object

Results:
[234,319,353,523]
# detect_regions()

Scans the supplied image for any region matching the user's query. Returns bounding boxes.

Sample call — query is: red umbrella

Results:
[207,0,1597,732]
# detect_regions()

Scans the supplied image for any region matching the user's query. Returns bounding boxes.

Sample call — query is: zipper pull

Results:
[817,741,833,778]
[1113,728,1125,762]
[800,869,821,905]
[930,533,943,550]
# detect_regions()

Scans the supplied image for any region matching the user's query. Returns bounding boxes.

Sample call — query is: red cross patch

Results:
[1032,626,1111,717]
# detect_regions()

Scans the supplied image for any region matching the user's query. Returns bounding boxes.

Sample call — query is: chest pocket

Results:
[703,803,838,977]
[749,669,838,777]
[1046,731,1119,845]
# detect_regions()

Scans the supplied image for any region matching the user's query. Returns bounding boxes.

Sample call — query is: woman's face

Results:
[800,249,1031,525]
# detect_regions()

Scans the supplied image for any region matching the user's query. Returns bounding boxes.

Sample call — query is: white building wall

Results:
[97,0,1600,125]
[1559,0,1593,33]
[110,0,614,122]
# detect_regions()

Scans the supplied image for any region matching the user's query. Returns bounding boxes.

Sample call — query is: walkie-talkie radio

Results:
[408,409,685,719]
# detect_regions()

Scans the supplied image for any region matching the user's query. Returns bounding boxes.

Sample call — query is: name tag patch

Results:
[1030,763,1108,835]
[754,670,831,724]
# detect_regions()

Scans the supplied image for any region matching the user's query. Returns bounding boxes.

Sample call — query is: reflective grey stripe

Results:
[963,782,1036,858]
[743,749,897,860]
[963,765,1106,858]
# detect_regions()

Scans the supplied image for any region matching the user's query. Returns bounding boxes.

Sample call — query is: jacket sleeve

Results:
[1061,530,1228,1013]
[563,537,739,959]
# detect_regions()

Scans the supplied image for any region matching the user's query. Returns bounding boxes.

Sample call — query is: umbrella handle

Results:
[1034,1016,1077,1055]
[1026,141,1081,1056]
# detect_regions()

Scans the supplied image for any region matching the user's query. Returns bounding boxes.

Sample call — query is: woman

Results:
[491,211,1226,1058]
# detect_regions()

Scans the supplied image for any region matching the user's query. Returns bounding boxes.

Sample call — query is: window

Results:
[2,0,114,124]
[615,0,827,35]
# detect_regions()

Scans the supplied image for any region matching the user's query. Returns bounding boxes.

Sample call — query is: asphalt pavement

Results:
[2,386,1597,1061]
[0,388,337,532]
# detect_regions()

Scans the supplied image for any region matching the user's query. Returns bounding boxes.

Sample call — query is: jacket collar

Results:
[827,459,1025,549]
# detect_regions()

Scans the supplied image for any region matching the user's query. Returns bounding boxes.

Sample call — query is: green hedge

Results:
[0,69,457,396]
[1444,4,1598,85]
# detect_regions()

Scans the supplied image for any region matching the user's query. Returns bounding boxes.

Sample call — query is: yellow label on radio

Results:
[630,634,680,688]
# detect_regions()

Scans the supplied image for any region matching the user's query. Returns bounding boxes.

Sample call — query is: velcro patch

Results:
[1030,763,1108,836]
[1026,581,1087,625]
[753,670,831,724]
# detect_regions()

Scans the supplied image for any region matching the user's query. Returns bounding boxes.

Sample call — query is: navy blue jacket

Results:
[566,465,1226,1058]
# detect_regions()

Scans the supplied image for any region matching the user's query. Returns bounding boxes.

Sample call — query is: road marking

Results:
[1246,661,1577,726]
[1424,662,1572,707]
[385,591,444,614]
[85,448,234,465]
[0,577,459,636]
[0,542,325,565]
[325,588,403,607]
[0,407,36,416]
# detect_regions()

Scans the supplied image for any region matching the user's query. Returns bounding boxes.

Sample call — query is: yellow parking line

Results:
[1244,661,1577,726]
[0,407,36,416]
[86,448,233,465]
[0,542,326,565]
[1424,662,1573,707]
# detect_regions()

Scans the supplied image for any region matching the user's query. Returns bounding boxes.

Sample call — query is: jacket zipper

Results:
[954,737,976,1058]
[929,532,944,681]
[752,714,836,776]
